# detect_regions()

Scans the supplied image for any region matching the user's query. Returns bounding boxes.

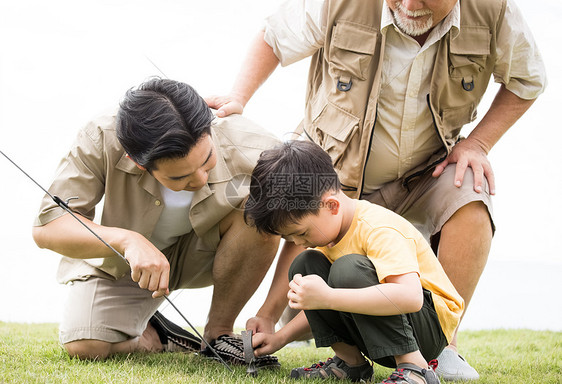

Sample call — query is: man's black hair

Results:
[116,78,213,171]
[244,140,341,235]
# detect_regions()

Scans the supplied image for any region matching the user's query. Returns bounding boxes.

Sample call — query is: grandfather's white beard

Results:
[392,1,434,37]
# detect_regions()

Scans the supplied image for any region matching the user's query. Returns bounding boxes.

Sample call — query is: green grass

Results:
[1,322,560,383]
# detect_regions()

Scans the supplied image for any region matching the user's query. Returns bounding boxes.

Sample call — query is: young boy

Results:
[244,141,464,383]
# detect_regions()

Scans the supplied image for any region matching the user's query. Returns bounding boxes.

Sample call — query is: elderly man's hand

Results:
[205,94,245,117]
[432,137,496,195]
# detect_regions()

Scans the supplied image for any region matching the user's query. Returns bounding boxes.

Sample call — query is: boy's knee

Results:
[289,249,326,279]
[329,254,379,289]
[64,339,111,360]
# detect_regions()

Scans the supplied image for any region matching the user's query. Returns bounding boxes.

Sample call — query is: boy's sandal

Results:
[378,360,440,384]
[290,356,373,382]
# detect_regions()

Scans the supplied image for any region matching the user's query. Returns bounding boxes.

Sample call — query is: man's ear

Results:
[324,196,341,215]
[126,154,147,171]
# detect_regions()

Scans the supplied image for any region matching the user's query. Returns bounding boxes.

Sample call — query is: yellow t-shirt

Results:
[316,200,464,342]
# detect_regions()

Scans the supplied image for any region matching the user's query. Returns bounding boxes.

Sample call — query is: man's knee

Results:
[64,339,112,360]
[449,201,493,236]
[329,254,379,289]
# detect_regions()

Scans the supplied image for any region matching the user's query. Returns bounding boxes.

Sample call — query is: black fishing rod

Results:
[0,149,233,372]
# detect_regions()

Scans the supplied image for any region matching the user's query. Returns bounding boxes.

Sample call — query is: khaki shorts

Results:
[59,225,220,344]
[361,164,495,244]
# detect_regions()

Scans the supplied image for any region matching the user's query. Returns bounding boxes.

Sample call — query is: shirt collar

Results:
[206,124,232,184]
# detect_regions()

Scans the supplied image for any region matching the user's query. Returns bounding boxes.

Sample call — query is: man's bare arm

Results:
[33,213,170,297]
[205,30,280,117]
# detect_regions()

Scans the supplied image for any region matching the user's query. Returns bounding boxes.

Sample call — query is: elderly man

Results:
[206,0,546,380]
[33,78,282,367]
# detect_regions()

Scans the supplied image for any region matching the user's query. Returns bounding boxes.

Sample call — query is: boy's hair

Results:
[245,140,341,235]
[116,78,213,172]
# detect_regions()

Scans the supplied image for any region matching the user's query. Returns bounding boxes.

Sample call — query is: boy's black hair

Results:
[245,140,341,235]
[116,78,214,172]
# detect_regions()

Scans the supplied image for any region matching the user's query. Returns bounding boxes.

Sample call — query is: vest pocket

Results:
[448,26,490,79]
[328,21,379,81]
[440,104,477,141]
[448,54,487,79]
[307,102,359,169]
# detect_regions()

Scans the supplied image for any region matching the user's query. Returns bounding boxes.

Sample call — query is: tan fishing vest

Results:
[301,0,507,197]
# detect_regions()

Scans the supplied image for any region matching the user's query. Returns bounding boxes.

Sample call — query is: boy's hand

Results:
[288,274,330,310]
[252,331,284,356]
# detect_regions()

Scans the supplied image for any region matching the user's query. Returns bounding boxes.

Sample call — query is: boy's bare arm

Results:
[252,310,310,356]
[289,272,423,316]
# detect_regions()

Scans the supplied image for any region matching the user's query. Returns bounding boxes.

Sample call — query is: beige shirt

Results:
[264,0,546,192]
[35,112,280,282]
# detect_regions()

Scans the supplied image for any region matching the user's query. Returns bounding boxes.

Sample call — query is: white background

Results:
[0,0,560,332]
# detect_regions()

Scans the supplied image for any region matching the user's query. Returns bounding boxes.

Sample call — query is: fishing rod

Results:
[0,149,233,372]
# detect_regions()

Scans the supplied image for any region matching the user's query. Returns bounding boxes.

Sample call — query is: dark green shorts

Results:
[289,250,447,368]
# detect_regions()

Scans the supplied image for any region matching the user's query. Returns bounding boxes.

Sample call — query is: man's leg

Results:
[204,209,279,340]
[436,200,493,349]
[64,325,162,359]
[60,273,165,360]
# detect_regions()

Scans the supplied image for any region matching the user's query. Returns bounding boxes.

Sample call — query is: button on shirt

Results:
[264,0,546,192]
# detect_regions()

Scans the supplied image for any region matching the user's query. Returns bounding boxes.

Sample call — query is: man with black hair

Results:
[32,78,281,366]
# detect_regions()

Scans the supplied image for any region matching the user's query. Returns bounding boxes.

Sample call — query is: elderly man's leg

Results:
[204,209,280,340]
[436,201,492,348]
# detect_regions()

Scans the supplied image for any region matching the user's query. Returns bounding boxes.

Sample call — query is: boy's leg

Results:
[289,250,351,347]
[328,254,447,367]
[289,251,373,382]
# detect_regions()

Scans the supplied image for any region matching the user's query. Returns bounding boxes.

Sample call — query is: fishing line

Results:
[0,149,233,372]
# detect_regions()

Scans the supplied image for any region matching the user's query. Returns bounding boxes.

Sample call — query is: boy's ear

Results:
[126,154,147,171]
[324,196,341,215]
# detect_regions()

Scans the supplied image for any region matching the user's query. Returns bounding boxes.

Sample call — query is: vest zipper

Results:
[303,120,358,193]
[358,109,378,197]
